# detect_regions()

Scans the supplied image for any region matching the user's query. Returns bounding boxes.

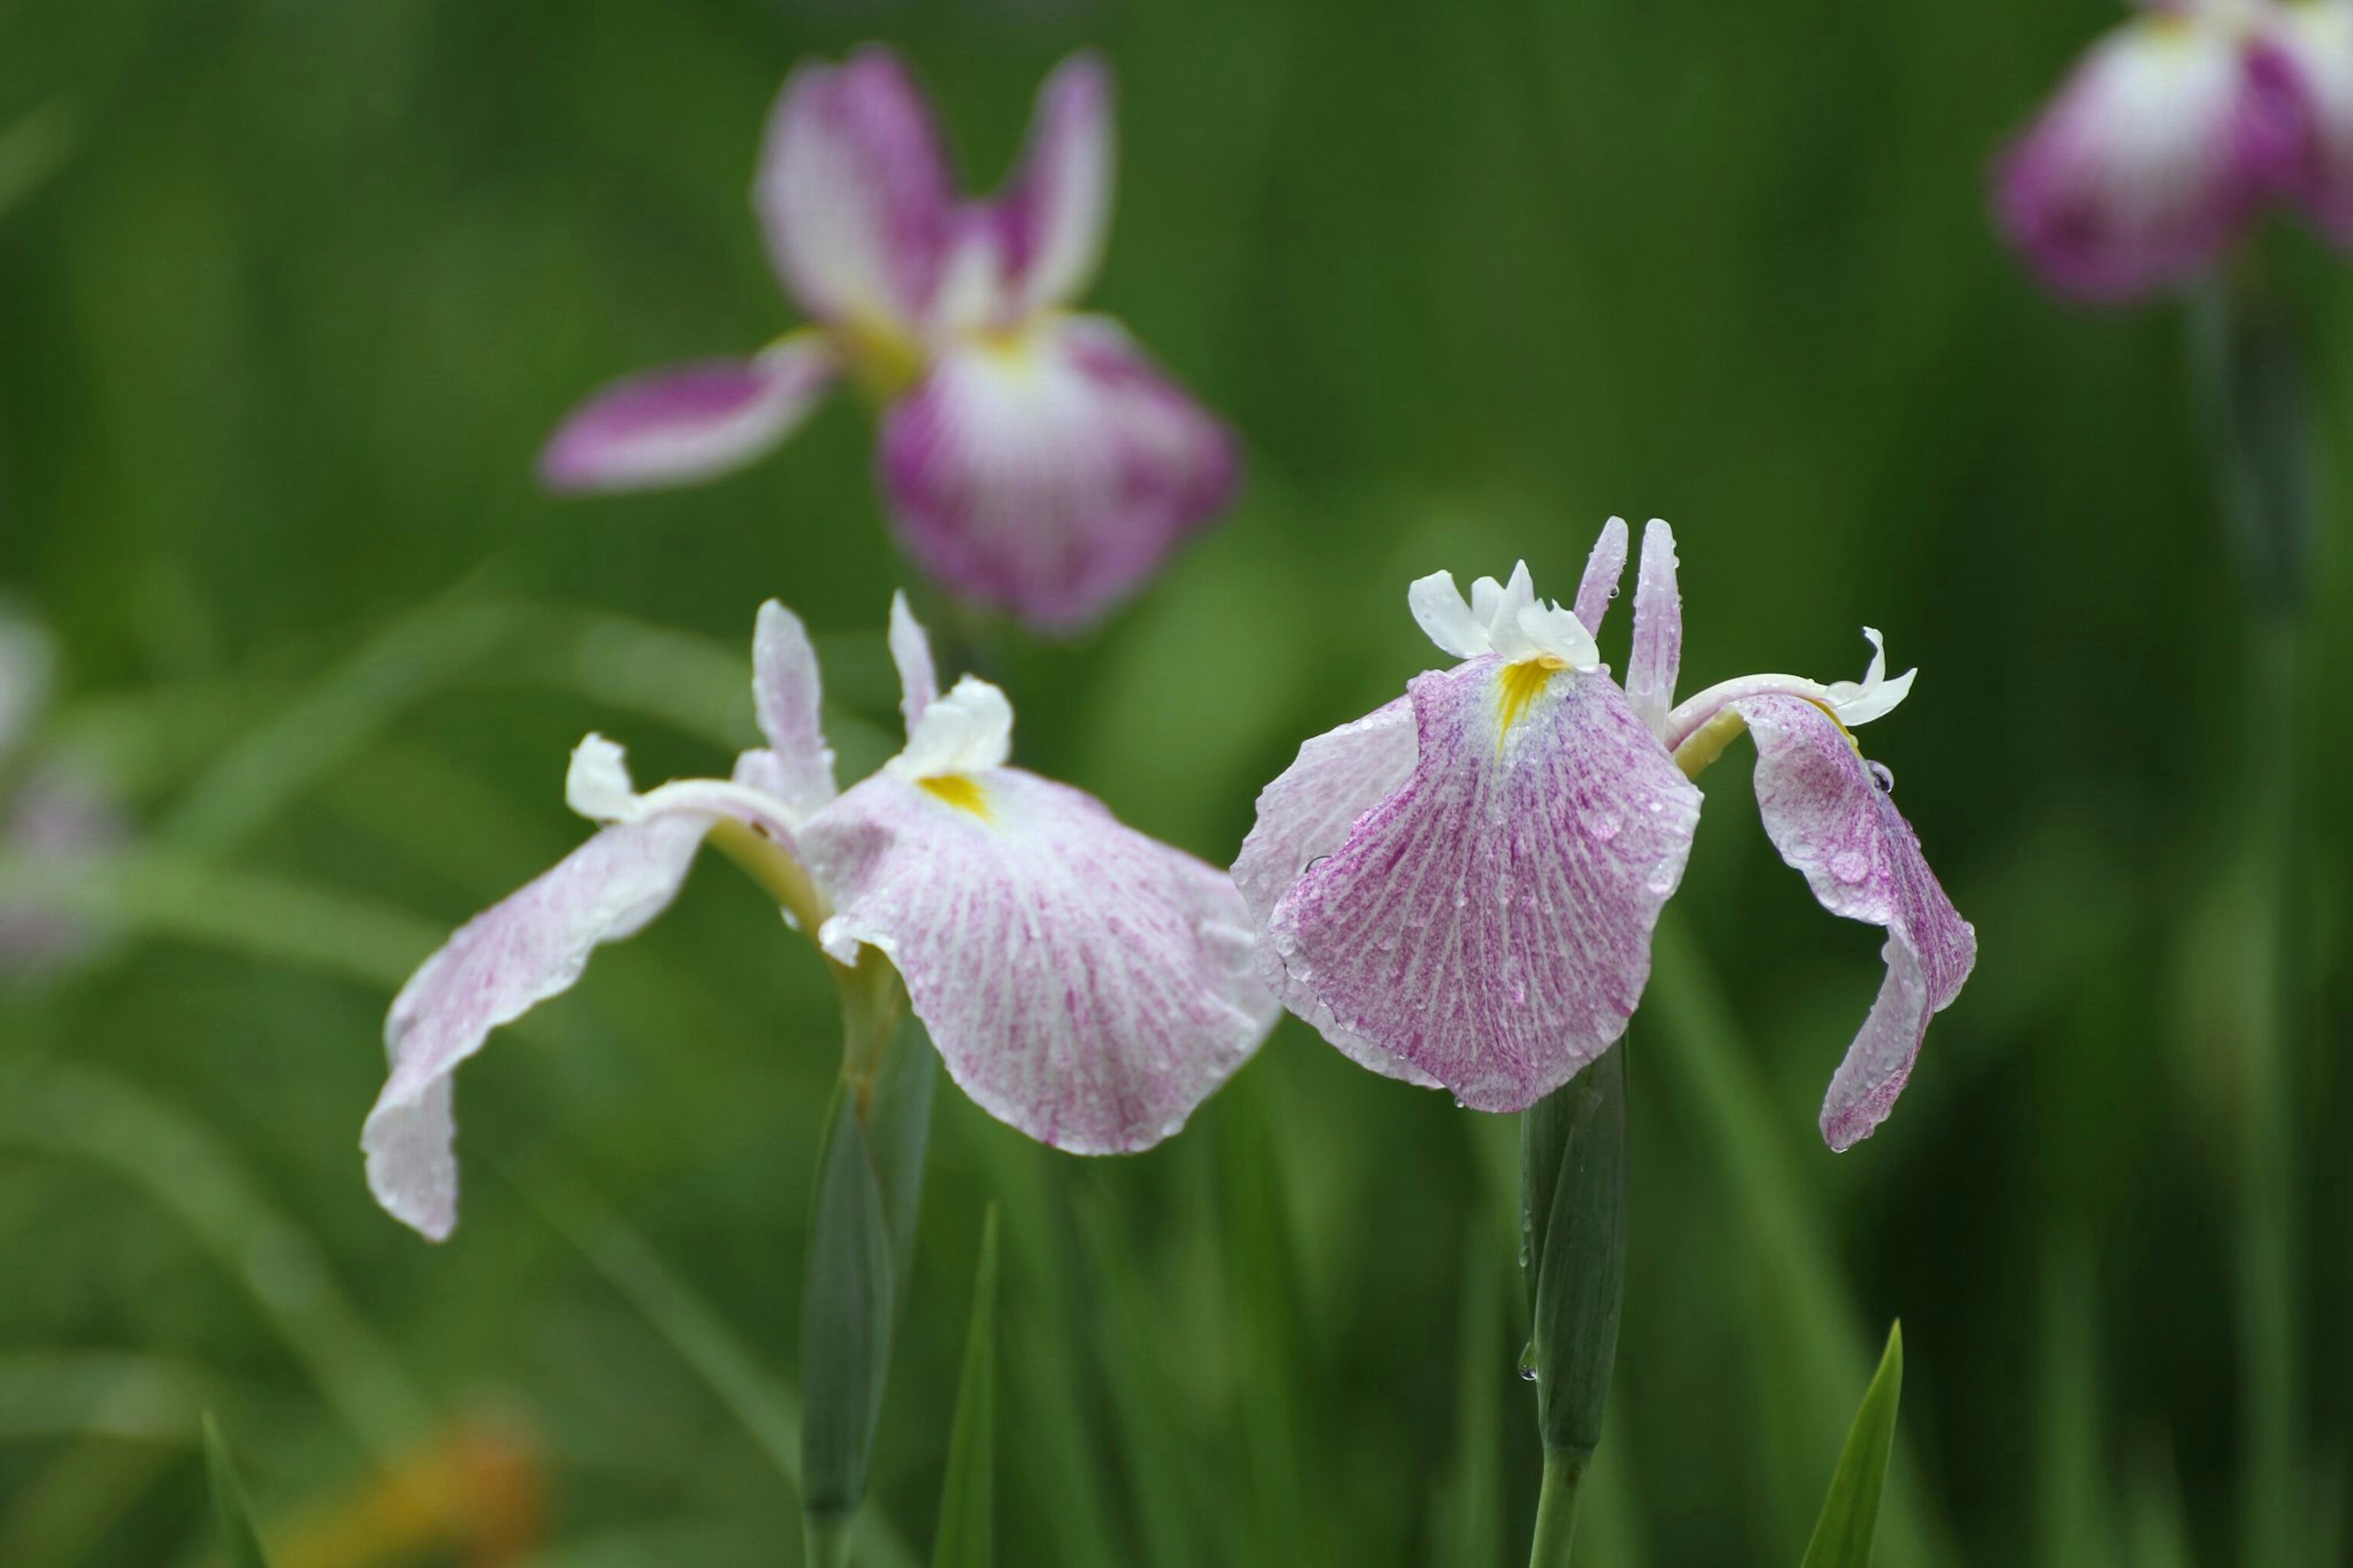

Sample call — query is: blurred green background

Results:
[3,0,2349,1563]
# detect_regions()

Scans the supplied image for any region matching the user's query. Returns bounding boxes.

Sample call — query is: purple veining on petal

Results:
[1266,656,1701,1112]
[801,768,1277,1153]
[1993,17,2270,301]
[2261,1,2353,241]
[1624,520,1681,739]
[539,342,837,493]
[1232,695,1439,1088]
[1570,517,1629,638]
[993,51,1115,314]
[758,47,955,333]
[877,314,1240,633]
[364,814,711,1241]
[1733,694,1976,1152]
[749,600,839,820]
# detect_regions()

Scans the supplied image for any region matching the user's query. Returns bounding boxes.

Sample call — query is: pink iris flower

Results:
[540,48,1241,634]
[364,594,1275,1241]
[1996,0,2353,300]
[1235,519,1977,1151]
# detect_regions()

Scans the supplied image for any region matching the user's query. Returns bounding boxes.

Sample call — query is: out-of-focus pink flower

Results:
[1236,520,1977,1150]
[365,594,1275,1241]
[542,50,1240,634]
[0,605,126,982]
[1996,0,2353,301]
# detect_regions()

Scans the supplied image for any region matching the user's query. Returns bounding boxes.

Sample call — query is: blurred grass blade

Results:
[932,1206,999,1568]
[202,1414,274,1568]
[1222,1069,1322,1568]
[0,97,81,216]
[801,1088,895,1562]
[1440,1237,1506,1568]
[0,1352,213,1443]
[1799,1324,1904,1568]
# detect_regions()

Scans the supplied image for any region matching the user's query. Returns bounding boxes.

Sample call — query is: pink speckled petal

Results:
[800,768,1276,1152]
[364,813,711,1241]
[1993,16,2279,301]
[877,314,1239,632]
[1232,696,1438,1088]
[1624,520,1681,739]
[539,340,837,493]
[996,52,1115,312]
[887,592,939,730]
[1733,694,1976,1152]
[757,47,954,331]
[2268,1,2353,240]
[748,600,838,820]
[1570,517,1629,638]
[1267,657,1700,1112]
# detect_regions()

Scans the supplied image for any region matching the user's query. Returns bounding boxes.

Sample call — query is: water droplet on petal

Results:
[1869,762,1895,794]
[1830,850,1870,884]
[1588,811,1623,843]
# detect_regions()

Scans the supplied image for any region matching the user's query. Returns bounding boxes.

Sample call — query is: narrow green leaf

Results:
[1439,1238,1506,1568]
[1521,1040,1628,1462]
[870,1016,939,1313]
[801,1088,896,1528]
[1800,1323,1905,1568]
[1222,1071,1322,1568]
[201,1414,272,1568]
[932,1206,999,1568]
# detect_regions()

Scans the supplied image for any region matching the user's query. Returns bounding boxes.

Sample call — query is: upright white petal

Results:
[1409,572,1491,660]
[887,591,940,729]
[890,676,1015,781]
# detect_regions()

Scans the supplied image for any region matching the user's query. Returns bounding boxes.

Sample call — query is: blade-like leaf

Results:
[201,1414,272,1568]
[1800,1324,1905,1568]
[932,1206,1000,1568]
[1521,1040,1628,1463]
[801,1088,895,1532]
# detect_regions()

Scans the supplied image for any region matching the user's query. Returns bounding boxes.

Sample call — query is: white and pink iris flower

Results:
[540,48,1240,634]
[1995,0,2353,301]
[1235,519,1977,1151]
[0,604,124,982]
[364,594,1276,1241]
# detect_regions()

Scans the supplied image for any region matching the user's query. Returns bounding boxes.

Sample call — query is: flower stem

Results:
[804,1511,855,1568]
[1527,1450,1586,1568]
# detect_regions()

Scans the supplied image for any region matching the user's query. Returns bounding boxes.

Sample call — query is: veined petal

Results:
[877,314,1239,632]
[2267,0,2353,238]
[1266,656,1701,1112]
[1732,694,1975,1152]
[1994,15,2272,300]
[750,600,839,820]
[1232,696,1439,1087]
[758,47,953,333]
[539,339,838,493]
[800,769,1277,1151]
[1625,520,1681,740]
[1571,517,1630,637]
[887,591,939,729]
[997,52,1115,313]
[363,813,711,1240]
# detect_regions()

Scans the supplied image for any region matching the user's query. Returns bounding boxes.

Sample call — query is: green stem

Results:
[1528,1451,1587,1568]
[806,1512,855,1568]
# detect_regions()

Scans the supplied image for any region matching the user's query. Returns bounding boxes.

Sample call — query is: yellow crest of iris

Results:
[919,773,992,819]
[1495,656,1567,749]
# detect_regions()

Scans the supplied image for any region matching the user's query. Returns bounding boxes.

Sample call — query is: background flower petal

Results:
[2267,1,2353,240]
[1232,696,1439,1087]
[996,51,1116,314]
[364,814,711,1241]
[1733,693,1977,1152]
[1993,18,2271,300]
[539,340,837,493]
[758,47,953,333]
[801,769,1276,1153]
[877,314,1240,632]
[1268,659,1700,1112]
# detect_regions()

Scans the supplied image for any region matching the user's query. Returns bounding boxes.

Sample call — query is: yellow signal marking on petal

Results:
[834,315,926,405]
[919,773,992,819]
[1495,657,1566,750]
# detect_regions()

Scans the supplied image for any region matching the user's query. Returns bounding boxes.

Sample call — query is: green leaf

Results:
[200,1413,272,1568]
[932,1206,999,1568]
[1800,1323,1905,1568]
[801,1088,896,1529]
[1520,1040,1628,1462]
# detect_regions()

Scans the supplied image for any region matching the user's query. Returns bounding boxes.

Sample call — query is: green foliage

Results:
[200,1414,272,1568]
[931,1206,999,1568]
[1800,1326,1905,1568]
[1520,1042,1628,1466]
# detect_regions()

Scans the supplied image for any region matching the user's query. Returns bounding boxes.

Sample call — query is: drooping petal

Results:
[1624,519,1681,739]
[1266,656,1701,1111]
[750,600,838,820]
[887,591,939,729]
[996,51,1115,313]
[757,48,954,333]
[363,813,711,1241]
[877,314,1239,632]
[1993,16,2276,300]
[1571,516,1629,637]
[801,768,1277,1152]
[539,338,838,493]
[1232,696,1438,1087]
[1732,694,1976,1152]
[2267,0,2353,240]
